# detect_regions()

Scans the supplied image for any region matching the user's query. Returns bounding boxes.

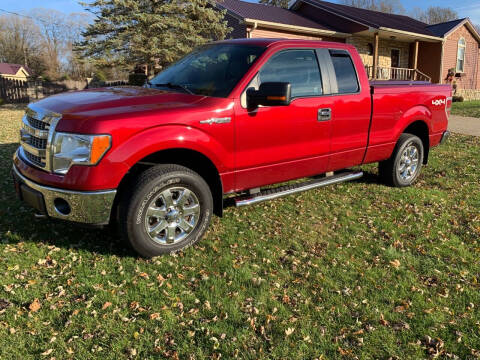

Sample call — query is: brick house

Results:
[216,0,480,94]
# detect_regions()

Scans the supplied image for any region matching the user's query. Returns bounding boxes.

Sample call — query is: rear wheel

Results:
[379,133,424,187]
[119,164,213,257]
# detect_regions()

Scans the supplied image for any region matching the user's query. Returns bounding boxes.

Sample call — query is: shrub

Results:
[0,98,4,106]
[452,96,464,102]
[93,70,107,83]
[128,73,148,86]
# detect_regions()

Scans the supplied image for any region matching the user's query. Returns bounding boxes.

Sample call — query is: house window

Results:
[457,38,466,73]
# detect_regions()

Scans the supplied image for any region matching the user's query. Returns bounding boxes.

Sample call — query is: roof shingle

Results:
[426,18,467,37]
[216,0,336,31]
[301,0,437,37]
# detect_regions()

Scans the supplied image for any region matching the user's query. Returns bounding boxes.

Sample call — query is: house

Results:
[0,63,32,80]
[216,0,480,97]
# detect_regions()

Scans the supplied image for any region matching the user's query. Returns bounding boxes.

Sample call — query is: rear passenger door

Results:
[325,49,372,171]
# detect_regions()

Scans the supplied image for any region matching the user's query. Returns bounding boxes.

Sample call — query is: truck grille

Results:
[26,115,48,131]
[27,135,48,149]
[19,105,61,172]
[24,151,46,168]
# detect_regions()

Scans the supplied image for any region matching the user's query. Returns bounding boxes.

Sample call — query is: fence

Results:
[0,76,128,104]
[0,77,29,103]
[364,66,431,82]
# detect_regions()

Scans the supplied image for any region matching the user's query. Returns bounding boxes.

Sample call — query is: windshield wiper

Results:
[152,82,195,95]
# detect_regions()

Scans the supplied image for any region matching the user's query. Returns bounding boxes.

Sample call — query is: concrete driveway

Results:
[449,115,480,136]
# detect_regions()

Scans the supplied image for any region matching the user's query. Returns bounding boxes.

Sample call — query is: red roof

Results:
[0,63,32,76]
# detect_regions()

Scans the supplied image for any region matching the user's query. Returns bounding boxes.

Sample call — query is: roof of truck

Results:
[215,38,355,49]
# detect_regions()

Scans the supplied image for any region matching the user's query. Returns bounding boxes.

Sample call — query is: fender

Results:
[394,105,432,142]
[108,124,233,175]
[364,105,432,164]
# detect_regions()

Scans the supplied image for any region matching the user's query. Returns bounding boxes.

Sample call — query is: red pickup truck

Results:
[13,39,451,257]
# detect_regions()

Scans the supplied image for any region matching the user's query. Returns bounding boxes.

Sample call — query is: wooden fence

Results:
[0,76,128,104]
[0,77,29,103]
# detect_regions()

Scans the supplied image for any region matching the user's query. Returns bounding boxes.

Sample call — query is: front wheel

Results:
[119,164,213,257]
[379,133,424,187]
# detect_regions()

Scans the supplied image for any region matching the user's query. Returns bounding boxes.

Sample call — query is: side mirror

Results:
[246,82,291,108]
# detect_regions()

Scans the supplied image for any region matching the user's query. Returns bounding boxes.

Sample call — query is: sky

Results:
[1,0,479,24]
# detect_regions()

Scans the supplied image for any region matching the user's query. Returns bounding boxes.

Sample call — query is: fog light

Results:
[54,198,71,216]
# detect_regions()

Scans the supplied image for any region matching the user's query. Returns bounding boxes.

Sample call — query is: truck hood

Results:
[32,86,209,118]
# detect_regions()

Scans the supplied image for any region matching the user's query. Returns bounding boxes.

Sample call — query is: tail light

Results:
[446,96,452,118]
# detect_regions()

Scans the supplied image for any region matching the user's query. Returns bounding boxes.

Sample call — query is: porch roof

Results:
[292,0,440,38]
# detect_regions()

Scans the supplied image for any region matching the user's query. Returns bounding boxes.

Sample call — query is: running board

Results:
[234,171,363,207]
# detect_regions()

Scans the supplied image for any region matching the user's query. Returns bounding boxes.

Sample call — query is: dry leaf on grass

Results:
[29,298,41,312]
[102,302,112,310]
[390,259,401,269]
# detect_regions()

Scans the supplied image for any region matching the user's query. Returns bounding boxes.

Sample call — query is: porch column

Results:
[372,33,379,80]
[413,40,419,80]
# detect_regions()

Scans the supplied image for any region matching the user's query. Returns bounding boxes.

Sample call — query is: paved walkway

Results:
[449,115,480,136]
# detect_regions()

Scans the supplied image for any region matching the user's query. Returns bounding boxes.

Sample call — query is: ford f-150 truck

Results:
[12,39,451,257]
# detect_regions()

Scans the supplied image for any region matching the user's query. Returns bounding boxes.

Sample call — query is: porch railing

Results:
[365,66,431,82]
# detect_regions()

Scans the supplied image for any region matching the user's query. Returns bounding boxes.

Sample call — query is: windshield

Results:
[149,44,266,98]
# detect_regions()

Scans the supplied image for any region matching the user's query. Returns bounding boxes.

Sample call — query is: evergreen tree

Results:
[259,0,290,8]
[76,0,231,72]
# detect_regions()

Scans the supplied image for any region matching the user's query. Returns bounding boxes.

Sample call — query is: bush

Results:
[128,73,148,86]
[0,98,4,106]
[93,70,107,83]
[453,96,464,103]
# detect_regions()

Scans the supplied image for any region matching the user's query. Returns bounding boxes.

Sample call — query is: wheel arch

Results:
[401,120,430,164]
[113,148,224,222]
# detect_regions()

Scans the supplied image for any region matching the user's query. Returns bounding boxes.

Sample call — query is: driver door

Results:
[234,48,334,191]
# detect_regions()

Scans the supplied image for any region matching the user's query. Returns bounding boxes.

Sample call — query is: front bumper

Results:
[12,164,116,225]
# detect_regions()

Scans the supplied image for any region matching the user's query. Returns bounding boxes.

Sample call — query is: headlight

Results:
[52,133,111,175]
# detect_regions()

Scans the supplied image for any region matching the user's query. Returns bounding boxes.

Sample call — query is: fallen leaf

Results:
[285,327,295,336]
[102,302,112,310]
[41,349,53,356]
[390,259,401,269]
[29,298,41,313]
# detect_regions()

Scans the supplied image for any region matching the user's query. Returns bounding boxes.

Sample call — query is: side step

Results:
[234,171,363,207]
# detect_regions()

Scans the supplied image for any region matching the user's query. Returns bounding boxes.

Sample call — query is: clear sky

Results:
[1,0,479,24]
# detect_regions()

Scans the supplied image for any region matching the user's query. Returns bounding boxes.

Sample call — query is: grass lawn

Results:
[1,104,479,359]
[452,100,480,118]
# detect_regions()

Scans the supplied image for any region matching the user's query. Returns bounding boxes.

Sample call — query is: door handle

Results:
[318,108,332,121]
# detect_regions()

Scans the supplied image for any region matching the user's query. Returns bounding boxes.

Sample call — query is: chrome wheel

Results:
[144,187,201,245]
[397,143,419,181]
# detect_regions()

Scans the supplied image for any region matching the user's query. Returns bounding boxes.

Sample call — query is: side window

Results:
[329,50,359,94]
[259,50,322,98]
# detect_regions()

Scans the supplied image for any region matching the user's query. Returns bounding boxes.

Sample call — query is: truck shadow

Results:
[2,141,382,256]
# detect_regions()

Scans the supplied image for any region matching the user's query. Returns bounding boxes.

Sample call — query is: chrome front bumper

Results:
[12,164,116,225]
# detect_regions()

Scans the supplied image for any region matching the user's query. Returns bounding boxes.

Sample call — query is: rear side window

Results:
[259,49,322,98]
[329,50,359,94]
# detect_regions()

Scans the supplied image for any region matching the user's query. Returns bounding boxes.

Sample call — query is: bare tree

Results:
[339,0,405,14]
[0,15,46,76]
[28,9,69,80]
[412,6,458,25]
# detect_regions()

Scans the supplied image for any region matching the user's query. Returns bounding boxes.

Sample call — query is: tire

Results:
[379,133,424,187]
[119,164,213,257]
